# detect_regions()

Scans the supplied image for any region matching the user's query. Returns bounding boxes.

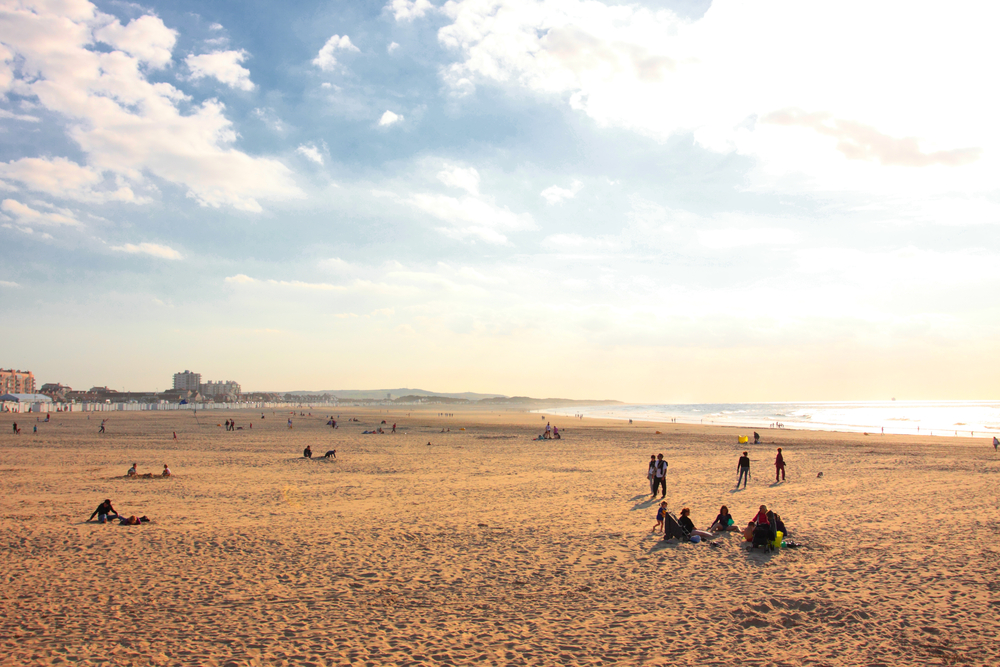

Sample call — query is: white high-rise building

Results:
[172,370,201,392]
[200,380,241,397]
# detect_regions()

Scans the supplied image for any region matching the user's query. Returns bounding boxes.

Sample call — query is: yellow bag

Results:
[738,435,748,444]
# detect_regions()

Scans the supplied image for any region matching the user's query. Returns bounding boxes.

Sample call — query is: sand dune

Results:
[1,408,997,666]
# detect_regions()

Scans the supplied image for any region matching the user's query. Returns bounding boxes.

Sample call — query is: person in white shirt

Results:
[652,453,668,499]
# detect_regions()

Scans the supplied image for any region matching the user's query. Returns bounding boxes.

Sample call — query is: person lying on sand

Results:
[323,450,336,459]
[708,505,741,532]
[89,499,119,523]
[119,515,150,525]
[677,508,715,541]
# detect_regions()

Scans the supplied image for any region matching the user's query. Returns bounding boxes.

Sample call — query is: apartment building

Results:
[0,369,35,394]
[172,370,201,392]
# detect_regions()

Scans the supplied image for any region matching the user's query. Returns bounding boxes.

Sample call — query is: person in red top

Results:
[753,504,770,526]
[775,447,786,481]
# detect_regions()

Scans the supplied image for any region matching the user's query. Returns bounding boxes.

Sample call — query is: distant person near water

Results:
[737,451,750,489]
[994,436,999,452]
[775,448,786,482]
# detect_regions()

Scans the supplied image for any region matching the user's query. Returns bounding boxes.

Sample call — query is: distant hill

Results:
[284,388,506,400]
[281,389,621,407]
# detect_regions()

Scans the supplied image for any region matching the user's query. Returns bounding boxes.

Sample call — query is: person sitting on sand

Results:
[708,505,741,532]
[677,508,715,541]
[89,499,119,523]
[127,463,137,477]
[753,504,770,526]
[162,464,171,477]
[653,501,667,534]
[323,450,336,459]
[303,446,312,458]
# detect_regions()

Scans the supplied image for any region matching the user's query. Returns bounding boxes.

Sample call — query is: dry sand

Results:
[1,407,998,666]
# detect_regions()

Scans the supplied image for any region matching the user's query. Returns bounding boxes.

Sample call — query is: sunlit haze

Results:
[2,0,998,401]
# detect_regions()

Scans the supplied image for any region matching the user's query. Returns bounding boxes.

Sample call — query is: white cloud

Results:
[388,41,400,53]
[408,192,534,245]
[111,242,183,260]
[0,157,144,204]
[389,0,434,22]
[697,227,798,250]
[1,199,80,227]
[94,15,176,69]
[186,50,255,91]
[540,179,582,204]
[296,144,324,165]
[437,0,1000,199]
[542,233,625,252]
[0,280,20,288]
[313,34,359,71]
[0,109,39,122]
[437,165,480,194]
[225,274,346,291]
[0,2,301,212]
[379,110,403,126]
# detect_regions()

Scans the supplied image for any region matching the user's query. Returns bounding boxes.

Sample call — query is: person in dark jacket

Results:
[737,451,750,488]
[89,499,119,523]
[775,448,786,481]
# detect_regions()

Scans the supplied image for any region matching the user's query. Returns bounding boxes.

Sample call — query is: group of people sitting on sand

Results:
[536,422,561,440]
[654,503,789,547]
[126,463,170,478]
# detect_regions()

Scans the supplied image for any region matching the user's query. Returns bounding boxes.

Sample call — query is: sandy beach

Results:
[1,407,998,666]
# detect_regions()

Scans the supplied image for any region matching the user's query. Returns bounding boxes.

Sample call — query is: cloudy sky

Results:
[1,0,999,401]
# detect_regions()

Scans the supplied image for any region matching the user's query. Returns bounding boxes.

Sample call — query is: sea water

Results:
[538,401,1000,437]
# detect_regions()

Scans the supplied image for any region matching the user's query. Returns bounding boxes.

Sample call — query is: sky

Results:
[1,0,999,402]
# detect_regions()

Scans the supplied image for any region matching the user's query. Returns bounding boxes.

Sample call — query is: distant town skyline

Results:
[2,1,999,402]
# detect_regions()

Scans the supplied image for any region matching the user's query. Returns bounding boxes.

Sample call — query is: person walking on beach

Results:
[392,423,396,433]
[775,448,786,482]
[994,436,999,452]
[737,451,750,489]
[11,422,17,435]
[647,454,657,496]
[99,419,106,434]
[651,453,668,499]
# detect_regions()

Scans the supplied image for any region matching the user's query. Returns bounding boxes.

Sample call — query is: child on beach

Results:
[653,501,668,533]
